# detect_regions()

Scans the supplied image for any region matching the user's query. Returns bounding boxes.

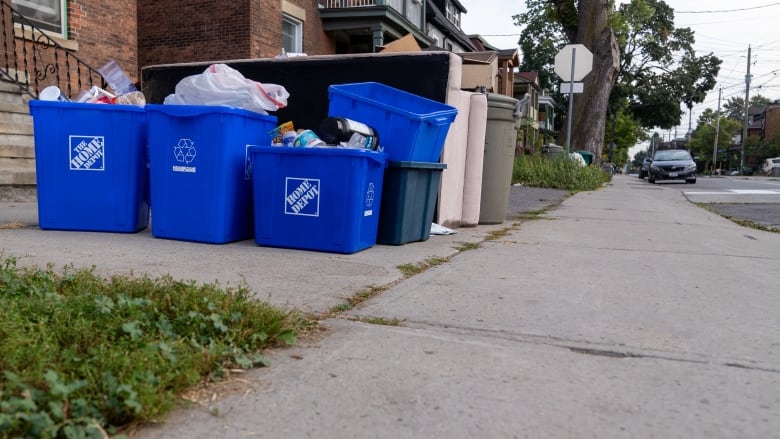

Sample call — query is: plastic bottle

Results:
[317,117,379,150]
[98,60,137,96]
[293,130,326,148]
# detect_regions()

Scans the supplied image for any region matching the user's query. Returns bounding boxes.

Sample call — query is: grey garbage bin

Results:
[541,144,564,159]
[479,93,520,225]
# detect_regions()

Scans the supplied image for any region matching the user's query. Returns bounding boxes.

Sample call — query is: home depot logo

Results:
[285,178,320,217]
[69,135,105,171]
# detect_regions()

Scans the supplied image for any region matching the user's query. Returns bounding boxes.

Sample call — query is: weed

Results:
[359,316,403,326]
[330,303,352,313]
[697,203,779,233]
[329,285,387,314]
[425,257,448,267]
[0,258,304,438]
[454,242,480,252]
[397,256,450,277]
[513,153,610,192]
[485,228,512,241]
[396,263,423,277]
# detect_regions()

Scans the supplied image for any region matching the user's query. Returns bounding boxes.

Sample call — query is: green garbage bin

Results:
[479,94,520,225]
[575,150,594,165]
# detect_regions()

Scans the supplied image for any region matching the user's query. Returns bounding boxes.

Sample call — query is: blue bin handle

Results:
[425,112,457,125]
[146,104,257,119]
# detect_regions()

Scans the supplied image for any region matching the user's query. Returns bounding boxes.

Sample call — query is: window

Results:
[12,0,67,38]
[445,1,460,28]
[282,14,302,54]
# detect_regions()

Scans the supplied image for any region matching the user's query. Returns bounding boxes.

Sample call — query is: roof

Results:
[458,51,498,64]
[516,71,538,82]
[497,48,519,66]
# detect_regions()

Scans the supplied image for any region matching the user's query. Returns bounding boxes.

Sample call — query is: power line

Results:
[676,2,780,14]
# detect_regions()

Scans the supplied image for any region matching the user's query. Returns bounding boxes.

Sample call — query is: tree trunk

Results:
[557,0,620,164]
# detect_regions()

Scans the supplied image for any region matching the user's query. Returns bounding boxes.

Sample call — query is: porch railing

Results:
[318,0,414,24]
[0,0,104,99]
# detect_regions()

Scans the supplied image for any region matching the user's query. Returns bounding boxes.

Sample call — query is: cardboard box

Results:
[378,33,421,53]
[459,51,498,91]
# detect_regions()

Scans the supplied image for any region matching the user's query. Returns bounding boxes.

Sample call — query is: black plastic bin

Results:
[377,161,446,245]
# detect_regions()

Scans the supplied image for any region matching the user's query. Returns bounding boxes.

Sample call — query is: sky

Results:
[459,0,780,157]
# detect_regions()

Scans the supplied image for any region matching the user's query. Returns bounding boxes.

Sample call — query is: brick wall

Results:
[765,106,780,142]
[8,0,337,92]
[69,0,139,82]
[139,0,264,68]
[297,0,336,55]
[138,0,336,68]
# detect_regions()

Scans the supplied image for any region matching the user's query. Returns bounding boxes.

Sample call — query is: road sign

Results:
[559,82,584,94]
[554,44,593,82]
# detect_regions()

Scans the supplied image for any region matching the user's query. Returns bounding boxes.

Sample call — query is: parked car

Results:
[638,157,652,179]
[762,157,780,175]
[648,149,697,184]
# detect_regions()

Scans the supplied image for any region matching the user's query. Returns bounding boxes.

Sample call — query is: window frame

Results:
[282,14,303,54]
[12,0,68,39]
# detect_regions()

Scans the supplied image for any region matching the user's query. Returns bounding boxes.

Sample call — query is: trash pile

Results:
[28,60,460,253]
[164,63,381,151]
[269,117,380,150]
[39,59,146,106]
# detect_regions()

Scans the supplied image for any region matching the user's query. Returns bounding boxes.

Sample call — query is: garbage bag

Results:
[163,63,289,114]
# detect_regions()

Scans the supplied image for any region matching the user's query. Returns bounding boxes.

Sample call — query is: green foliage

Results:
[605,109,648,166]
[687,115,740,162]
[514,0,721,130]
[512,153,611,191]
[514,0,567,92]
[721,94,773,122]
[0,259,303,438]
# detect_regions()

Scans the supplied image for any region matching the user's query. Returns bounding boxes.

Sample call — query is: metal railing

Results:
[318,0,421,32]
[0,0,104,99]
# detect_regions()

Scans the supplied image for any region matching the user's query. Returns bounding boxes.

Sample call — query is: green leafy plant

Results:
[0,258,305,438]
[513,154,611,192]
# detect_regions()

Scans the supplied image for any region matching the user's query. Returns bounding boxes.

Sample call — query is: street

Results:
[633,175,780,230]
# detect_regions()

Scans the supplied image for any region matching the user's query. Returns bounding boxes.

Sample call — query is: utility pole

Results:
[741,45,751,175]
[712,87,722,176]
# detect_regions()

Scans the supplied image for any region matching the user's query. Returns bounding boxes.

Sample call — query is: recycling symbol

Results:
[366,182,375,208]
[173,138,196,164]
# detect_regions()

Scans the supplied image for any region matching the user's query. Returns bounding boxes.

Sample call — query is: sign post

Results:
[554,44,593,154]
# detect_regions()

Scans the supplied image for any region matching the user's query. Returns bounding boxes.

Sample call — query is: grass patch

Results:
[0,258,305,438]
[357,316,403,326]
[485,228,512,241]
[453,242,480,252]
[697,203,779,234]
[397,256,450,277]
[329,285,387,313]
[513,153,610,192]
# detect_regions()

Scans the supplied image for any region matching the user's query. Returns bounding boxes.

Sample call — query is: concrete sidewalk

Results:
[2,176,779,438]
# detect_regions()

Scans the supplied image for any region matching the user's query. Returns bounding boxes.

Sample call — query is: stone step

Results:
[1,78,38,189]
[0,157,36,185]
[0,110,33,134]
[0,134,35,158]
[0,184,37,202]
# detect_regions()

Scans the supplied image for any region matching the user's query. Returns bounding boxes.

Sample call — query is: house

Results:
[0,0,513,189]
[760,101,780,142]
[537,90,557,145]
[513,71,540,152]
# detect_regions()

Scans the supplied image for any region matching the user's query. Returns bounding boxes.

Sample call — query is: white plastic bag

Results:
[163,63,289,114]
